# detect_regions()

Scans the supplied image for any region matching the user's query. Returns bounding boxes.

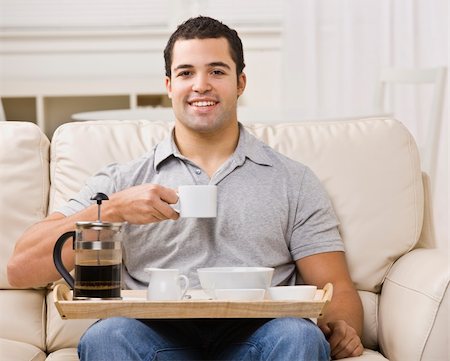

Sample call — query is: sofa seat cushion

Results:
[0,289,46,350]
[42,347,388,361]
[0,338,46,361]
[46,291,96,352]
[45,348,79,361]
[357,349,388,360]
[358,290,378,350]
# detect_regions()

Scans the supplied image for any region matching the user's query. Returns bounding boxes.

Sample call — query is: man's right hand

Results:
[106,184,180,224]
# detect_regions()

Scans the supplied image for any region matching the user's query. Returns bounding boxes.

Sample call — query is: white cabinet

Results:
[1,76,169,136]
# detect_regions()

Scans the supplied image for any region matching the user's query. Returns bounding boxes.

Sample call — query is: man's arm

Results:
[7,184,179,288]
[296,251,364,359]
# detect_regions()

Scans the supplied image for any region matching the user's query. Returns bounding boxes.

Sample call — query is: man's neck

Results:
[174,121,240,178]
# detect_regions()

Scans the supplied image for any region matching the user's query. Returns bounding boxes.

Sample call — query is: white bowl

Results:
[268,285,317,301]
[197,267,274,297]
[215,288,266,301]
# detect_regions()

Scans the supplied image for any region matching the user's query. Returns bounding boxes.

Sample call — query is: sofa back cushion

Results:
[0,122,50,288]
[49,118,423,293]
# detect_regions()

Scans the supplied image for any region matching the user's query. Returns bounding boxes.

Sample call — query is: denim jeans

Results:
[78,317,330,361]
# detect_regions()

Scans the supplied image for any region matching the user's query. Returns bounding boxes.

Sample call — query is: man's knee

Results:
[255,318,330,360]
[263,318,317,335]
[79,317,136,348]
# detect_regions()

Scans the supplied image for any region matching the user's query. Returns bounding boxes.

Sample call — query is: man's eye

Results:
[177,71,192,77]
[212,70,225,75]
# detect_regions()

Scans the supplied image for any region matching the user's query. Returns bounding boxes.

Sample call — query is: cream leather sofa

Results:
[1,118,448,361]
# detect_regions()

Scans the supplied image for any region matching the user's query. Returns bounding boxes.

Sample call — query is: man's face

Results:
[165,37,246,133]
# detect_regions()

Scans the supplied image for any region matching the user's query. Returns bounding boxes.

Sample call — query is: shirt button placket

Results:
[193,167,205,182]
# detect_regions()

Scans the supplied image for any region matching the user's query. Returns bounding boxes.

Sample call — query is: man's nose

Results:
[192,74,211,93]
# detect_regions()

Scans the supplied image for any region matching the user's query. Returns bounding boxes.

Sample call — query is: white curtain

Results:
[282,0,448,249]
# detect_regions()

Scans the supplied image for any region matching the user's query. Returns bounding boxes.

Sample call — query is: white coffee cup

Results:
[175,185,217,218]
[144,268,189,301]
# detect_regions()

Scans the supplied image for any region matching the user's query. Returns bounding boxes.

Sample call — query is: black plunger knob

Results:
[90,193,109,221]
[91,192,109,204]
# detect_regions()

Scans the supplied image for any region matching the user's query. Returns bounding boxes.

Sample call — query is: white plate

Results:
[214,288,266,301]
[268,285,317,301]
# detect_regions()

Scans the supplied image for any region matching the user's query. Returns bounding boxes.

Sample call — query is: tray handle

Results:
[322,283,333,303]
[318,283,333,318]
[53,283,72,319]
[53,283,72,302]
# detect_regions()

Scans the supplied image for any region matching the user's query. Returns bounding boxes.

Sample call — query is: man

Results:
[8,16,363,360]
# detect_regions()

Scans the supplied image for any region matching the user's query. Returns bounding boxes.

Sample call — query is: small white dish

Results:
[214,288,266,301]
[268,285,317,301]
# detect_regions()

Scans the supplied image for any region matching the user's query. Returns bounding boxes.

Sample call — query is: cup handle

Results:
[178,275,189,299]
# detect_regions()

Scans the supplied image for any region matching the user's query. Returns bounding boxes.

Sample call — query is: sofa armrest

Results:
[378,248,449,361]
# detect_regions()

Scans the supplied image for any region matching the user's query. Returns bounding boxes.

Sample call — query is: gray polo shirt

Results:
[57,124,344,289]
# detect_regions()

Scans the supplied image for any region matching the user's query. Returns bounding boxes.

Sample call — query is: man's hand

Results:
[107,184,179,224]
[320,320,364,359]
[296,252,364,359]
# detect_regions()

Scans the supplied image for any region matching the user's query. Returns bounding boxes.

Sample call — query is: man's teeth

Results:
[191,101,216,107]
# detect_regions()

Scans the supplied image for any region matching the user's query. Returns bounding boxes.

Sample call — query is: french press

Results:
[53,193,124,300]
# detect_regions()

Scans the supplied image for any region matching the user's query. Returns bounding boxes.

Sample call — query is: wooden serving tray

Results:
[53,283,332,320]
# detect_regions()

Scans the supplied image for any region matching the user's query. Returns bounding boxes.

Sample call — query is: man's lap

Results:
[78,317,330,361]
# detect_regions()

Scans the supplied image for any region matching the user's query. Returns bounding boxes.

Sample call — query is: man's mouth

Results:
[189,100,218,107]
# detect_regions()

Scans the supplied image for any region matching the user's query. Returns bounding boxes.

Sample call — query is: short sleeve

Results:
[290,167,345,260]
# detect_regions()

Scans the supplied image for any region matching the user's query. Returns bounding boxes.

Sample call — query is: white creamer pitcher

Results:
[144,268,189,301]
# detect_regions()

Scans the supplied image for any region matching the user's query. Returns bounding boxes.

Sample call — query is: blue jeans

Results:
[78,317,330,361]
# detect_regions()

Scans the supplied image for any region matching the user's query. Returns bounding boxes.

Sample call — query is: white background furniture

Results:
[0,76,168,135]
[0,97,5,121]
[374,66,447,193]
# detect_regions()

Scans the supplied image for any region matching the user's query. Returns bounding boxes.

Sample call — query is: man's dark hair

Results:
[164,16,245,78]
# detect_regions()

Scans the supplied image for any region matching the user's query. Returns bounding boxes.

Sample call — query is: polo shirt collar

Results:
[153,128,177,171]
[234,123,273,167]
[153,123,273,171]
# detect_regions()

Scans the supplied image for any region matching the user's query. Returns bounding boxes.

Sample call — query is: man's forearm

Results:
[7,206,99,288]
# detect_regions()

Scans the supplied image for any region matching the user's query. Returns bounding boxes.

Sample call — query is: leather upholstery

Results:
[0,119,447,360]
[0,338,46,361]
[0,122,49,288]
[0,289,46,350]
[379,248,449,360]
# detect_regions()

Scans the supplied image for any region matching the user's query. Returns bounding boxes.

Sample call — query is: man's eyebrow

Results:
[173,62,231,72]
[173,64,193,72]
[208,62,231,70]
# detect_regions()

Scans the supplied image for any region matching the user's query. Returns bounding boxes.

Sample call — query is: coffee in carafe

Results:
[74,262,121,299]
[53,193,124,300]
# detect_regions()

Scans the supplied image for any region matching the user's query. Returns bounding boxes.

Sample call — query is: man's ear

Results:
[237,72,247,97]
[165,76,172,99]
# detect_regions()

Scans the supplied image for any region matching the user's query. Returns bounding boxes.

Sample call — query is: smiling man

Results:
[168,38,244,132]
[165,34,246,177]
[8,16,363,361]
